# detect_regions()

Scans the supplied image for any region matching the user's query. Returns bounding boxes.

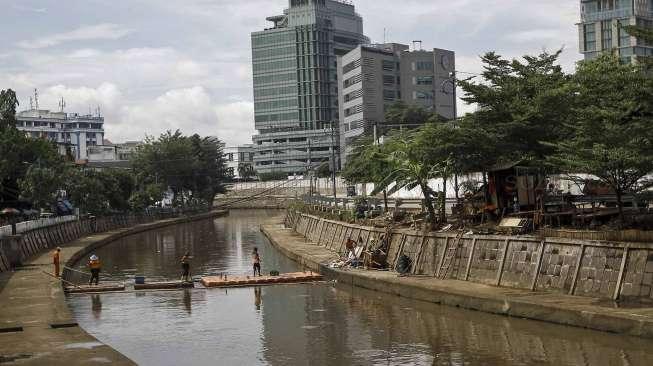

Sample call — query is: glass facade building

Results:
[579,0,653,63]
[251,0,368,175]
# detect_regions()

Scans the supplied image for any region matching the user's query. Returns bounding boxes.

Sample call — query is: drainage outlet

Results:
[0,326,23,333]
[50,323,79,329]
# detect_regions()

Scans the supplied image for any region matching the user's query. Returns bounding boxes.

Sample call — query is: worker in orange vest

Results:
[88,255,101,285]
[53,247,61,277]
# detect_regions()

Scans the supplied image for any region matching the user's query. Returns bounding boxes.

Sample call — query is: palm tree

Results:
[371,132,452,229]
[237,164,256,182]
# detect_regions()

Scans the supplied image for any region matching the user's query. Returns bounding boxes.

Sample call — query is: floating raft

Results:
[201,271,323,288]
[65,282,125,293]
[134,281,195,290]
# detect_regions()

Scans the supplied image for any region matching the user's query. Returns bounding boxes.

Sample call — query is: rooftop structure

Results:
[15,108,105,161]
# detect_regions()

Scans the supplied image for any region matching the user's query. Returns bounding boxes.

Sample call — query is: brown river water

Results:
[66,210,653,366]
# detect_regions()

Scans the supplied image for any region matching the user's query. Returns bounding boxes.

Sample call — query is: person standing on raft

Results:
[181,252,192,282]
[252,248,262,277]
[88,255,101,285]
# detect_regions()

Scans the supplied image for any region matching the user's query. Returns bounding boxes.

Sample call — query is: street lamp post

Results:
[329,121,338,208]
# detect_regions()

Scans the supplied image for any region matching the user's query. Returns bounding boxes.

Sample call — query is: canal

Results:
[66,210,653,366]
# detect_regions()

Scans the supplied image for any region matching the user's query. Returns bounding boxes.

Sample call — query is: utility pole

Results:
[374,121,389,211]
[330,123,337,207]
[307,139,313,196]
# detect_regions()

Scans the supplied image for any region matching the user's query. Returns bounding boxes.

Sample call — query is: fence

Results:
[285,210,653,302]
[0,215,78,239]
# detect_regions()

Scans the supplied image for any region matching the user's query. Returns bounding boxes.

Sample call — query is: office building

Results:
[15,109,105,161]
[579,0,653,63]
[337,43,456,165]
[251,0,369,175]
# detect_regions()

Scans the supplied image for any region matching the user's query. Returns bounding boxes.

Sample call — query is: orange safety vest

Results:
[89,259,101,270]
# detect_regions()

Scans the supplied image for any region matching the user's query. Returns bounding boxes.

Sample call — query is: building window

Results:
[383,90,396,101]
[383,75,395,85]
[416,76,433,85]
[584,23,597,51]
[343,59,361,74]
[601,20,612,50]
[382,60,395,71]
[416,61,434,71]
[344,89,363,102]
[414,91,434,100]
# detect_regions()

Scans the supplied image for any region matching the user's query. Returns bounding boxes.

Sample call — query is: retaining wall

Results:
[0,212,209,273]
[285,210,653,302]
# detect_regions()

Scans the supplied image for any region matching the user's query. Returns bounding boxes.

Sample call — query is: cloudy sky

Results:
[1,0,579,146]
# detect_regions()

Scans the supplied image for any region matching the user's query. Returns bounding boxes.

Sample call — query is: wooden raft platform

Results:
[134,281,195,290]
[201,271,323,288]
[64,282,125,293]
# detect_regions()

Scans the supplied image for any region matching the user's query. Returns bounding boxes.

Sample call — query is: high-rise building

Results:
[15,109,105,161]
[579,0,653,63]
[251,0,369,175]
[337,43,456,165]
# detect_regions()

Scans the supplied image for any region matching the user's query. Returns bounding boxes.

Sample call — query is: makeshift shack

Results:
[487,161,546,217]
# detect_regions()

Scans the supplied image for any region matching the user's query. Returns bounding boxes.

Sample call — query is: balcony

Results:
[581,8,633,22]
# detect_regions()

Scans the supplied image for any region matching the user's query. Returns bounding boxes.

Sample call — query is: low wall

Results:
[285,210,653,302]
[0,215,77,238]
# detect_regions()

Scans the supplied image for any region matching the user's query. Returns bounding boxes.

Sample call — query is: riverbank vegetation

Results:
[0,90,229,216]
[343,53,653,229]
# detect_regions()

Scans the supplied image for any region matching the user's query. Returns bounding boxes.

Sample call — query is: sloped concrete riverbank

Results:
[0,211,227,365]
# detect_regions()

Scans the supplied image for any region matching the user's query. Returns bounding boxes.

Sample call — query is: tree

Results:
[369,130,452,229]
[549,54,653,223]
[131,130,228,206]
[385,101,437,127]
[19,165,66,211]
[0,89,19,130]
[458,50,573,167]
[342,136,393,209]
[237,163,256,181]
[129,183,165,210]
[623,25,653,70]
[0,89,62,206]
[315,161,332,178]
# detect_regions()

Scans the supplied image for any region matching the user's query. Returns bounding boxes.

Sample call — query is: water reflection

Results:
[65,210,653,366]
[183,289,191,315]
[254,287,262,311]
[91,294,102,320]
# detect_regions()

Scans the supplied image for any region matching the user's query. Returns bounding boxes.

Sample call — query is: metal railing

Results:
[581,8,633,22]
[0,215,77,239]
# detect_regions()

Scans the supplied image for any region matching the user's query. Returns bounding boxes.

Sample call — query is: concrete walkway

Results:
[261,216,653,339]
[0,212,226,365]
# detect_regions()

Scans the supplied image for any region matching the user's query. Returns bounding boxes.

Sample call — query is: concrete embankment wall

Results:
[63,211,229,274]
[285,210,653,302]
[0,212,225,274]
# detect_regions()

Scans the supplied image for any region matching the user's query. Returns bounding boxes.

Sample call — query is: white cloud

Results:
[43,83,123,111]
[12,4,46,13]
[1,0,585,145]
[116,87,254,146]
[17,23,132,49]
[504,29,569,43]
[68,48,102,58]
